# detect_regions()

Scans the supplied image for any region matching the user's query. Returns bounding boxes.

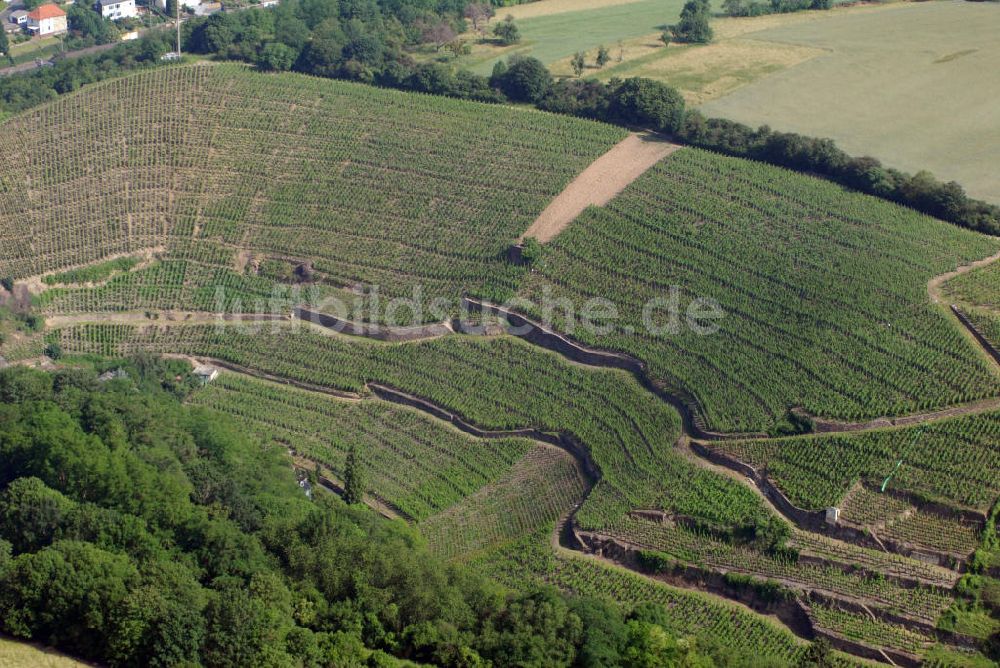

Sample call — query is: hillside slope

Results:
[0,63,624,312]
[517,149,1000,431]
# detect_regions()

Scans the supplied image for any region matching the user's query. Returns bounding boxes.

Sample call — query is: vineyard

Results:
[808,603,935,656]
[51,322,783,534]
[51,318,999,662]
[420,445,588,561]
[840,485,982,556]
[602,514,954,623]
[187,373,535,521]
[471,529,819,665]
[943,259,1000,311]
[516,148,1000,432]
[786,531,959,589]
[0,63,625,316]
[3,60,999,665]
[711,411,1000,514]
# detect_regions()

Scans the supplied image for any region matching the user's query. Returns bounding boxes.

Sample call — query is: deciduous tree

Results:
[256,42,297,71]
[422,21,457,51]
[464,2,494,32]
[596,44,609,67]
[671,0,713,43]
[492,16,520,45]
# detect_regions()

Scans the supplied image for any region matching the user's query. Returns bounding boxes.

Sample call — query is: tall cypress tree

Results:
[343,445,364,505]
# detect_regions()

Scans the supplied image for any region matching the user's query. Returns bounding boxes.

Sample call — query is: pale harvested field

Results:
[500,0,651,20]
[549,4,887,103]
[0,637,90,668]
[700,0,1000,203]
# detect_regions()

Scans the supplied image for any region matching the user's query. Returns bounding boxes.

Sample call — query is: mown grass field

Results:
[699,0,1000,204]
[460,0,687,75]
[552,8,850,103]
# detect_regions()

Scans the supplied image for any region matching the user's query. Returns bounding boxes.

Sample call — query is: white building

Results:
[97,0,137,20]
[192,364,220,384]
[26,4,67,35]
[9,9,30,26]
[193,1,219,15]
[825,506,840,526]
[156,0,199,11]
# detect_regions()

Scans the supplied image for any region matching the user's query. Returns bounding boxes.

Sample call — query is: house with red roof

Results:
[26,4,67,36]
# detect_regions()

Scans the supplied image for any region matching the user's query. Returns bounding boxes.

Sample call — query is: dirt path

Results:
[927,247,1000,305]
[519,133,681,243]
[927,247,1000,375]
[46,311,288,329]
[19,247,166,296]
[288,452,407,521]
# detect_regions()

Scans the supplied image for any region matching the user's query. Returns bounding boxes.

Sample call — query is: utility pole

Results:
[175,0,181,56]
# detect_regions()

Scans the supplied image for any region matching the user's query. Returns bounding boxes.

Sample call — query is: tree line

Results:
[0,0,997,234]
[0,358,769,667]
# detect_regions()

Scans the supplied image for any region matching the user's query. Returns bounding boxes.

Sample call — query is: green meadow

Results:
[464,0,688,74]
[700,0,1000,203]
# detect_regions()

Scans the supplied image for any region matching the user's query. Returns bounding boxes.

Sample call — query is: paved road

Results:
[0,42,121,76]
[0,17,179,77]
[0,41,127,76]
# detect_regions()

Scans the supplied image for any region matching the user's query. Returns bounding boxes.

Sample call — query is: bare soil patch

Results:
[520,133,680,243]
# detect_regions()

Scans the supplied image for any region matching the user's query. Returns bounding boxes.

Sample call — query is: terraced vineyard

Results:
[602,514,954,623]
[52,322,778,534]
[420,445,588,561]
[0,63,625,316]
[786,531,959,588]
[839,485,982,556]
[808,603,935,656]
[516,148,1000,432]
[473,529,816,665]
[712,412,1000,514]
[188,373,534,521]
[4,62,1000,666]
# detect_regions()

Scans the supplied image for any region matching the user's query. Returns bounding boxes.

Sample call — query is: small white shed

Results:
[193,364,219,384]
[825,507,840,526]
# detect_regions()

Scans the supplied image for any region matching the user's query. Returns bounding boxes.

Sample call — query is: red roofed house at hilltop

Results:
[26,4,68,36]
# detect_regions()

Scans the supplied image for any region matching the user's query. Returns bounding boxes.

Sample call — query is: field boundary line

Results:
[519,132,680,243]
[928,246,1000,375]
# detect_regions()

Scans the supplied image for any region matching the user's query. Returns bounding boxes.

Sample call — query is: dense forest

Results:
[0,359,763,667]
